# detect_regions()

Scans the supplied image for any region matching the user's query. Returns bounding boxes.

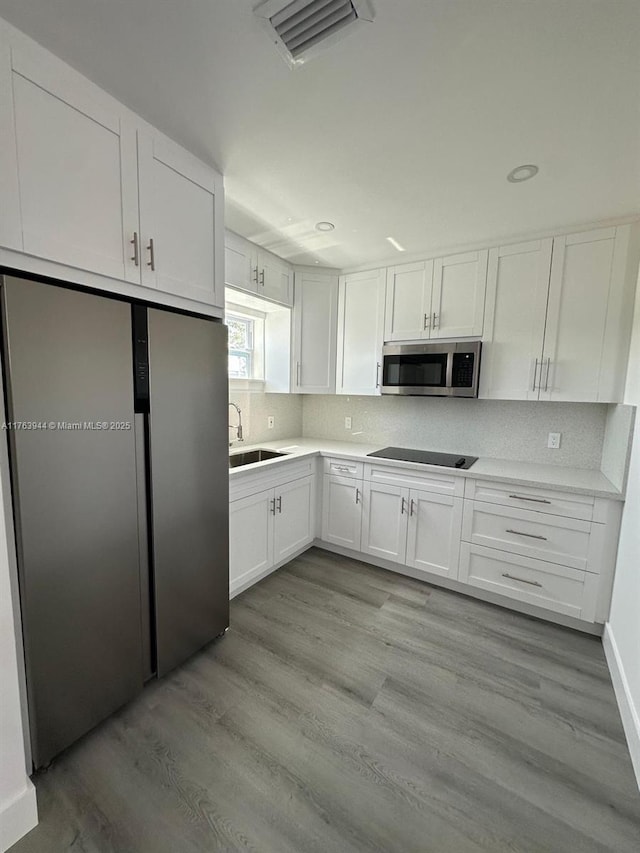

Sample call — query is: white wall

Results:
[605,266,640,789]
[0,422,37,849]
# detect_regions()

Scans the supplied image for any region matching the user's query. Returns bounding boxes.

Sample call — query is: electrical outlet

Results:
[344,416,352,430]
[267,416,275,430]
[547,432,561,449]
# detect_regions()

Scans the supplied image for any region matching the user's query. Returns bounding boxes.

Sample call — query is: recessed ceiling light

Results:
[507,164,539,183]
[386,236,406,252]
[315,221,335,232]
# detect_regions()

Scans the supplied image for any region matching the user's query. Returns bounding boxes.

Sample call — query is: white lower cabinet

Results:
[229,473,314,595]
[361,482,409,564]
[458,543,598,621]
[406,491,463,579]
[273,476,315,564]
[321,474,363,550]
[229,491,273,589]
[361,481,463,578]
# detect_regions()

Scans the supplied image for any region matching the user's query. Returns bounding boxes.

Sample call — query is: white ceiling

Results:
[1,0,639,268]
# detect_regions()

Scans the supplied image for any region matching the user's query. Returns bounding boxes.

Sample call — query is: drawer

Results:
[323,457,364,479]
[461,501,592,571]
[459,544,598,621]
[464,479,594,521]
[365,463,464,497]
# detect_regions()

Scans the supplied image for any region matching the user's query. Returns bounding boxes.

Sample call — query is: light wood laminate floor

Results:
[11,548,640,852]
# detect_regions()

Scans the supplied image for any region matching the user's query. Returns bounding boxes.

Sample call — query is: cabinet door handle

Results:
[508,494,551,504]
[502,572,542,588]
[532,358,540,392]
[409,499,416,516]
[355,488,360,505]
[432,312,439,329]
[146,237,155,271]
[252,266,259,285]
[130,231,139,266]
[260,269,265,287]
[401,497,406,514]
[506,529,548,541]
[543,357,551,392]
[270,498,276,515]
[423,313,430,330]
[376,362,381,388]
[277,495,282,514]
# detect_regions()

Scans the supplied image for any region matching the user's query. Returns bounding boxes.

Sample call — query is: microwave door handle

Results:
[445,351,454,390]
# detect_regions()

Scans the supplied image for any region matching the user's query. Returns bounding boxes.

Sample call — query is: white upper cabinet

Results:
[481,226,638,403]
[224,230,293,306]
[541,226,636,403]
[138,131,223,307]
[0,23,224,310]
[8,44,139,283]
[384,261,433,341]
[431,250,488,339]
[292,269,339,394]
[224,230,257,293]
[383,251,487,343]
[480,240,552,400]
[258,249,293,305]
[336,269,386,395]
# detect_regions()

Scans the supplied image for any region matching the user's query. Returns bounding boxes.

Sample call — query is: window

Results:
[227,313,254,379]
[225,304,265,381]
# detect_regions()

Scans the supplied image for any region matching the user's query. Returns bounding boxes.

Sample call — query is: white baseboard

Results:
[603,623,640,791]
[0,779,37,852]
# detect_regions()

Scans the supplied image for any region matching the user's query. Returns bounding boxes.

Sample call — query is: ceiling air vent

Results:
[254,0,375,67]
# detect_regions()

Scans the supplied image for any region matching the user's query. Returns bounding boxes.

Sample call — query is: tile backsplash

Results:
[302,395,609,469]
[228,389,303,446]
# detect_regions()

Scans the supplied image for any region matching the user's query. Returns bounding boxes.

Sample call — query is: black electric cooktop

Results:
[367,447,478,469]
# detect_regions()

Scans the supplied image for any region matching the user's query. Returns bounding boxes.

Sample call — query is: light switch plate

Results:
[345,416,352,430]
[267,416,275,429]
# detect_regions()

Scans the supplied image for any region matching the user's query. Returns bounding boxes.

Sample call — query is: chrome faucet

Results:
[229,402,243,445]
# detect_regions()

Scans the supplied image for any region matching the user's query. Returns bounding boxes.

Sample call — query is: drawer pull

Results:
[335,465,352,473]
[502,572,542,588]
[508,494,551,504]
[506,529,548,541]
[355,488,360,505]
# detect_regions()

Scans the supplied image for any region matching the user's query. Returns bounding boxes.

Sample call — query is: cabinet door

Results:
[293,270,339,393]
[480,240,552,400]
[406,491,463,579]
[384,261,433,342]
[229,490,273,590]
[361,482,409,565]
[258,250,293,305]
[225,230,258,293]
[273,476,315,564]
[321,475,363,549]
[541,227,629,402]
[10,46,139,281]
[138,131,224,307]
[431,250,488,338]
[0,40,21,250]
[336,269,386,395]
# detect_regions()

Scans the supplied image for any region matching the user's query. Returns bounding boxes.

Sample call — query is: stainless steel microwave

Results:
[381,341,481,397]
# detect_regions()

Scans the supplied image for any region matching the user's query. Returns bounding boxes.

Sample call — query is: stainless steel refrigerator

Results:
[1,275,229,768]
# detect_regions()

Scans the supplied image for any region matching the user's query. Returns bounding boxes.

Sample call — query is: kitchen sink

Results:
[229,449,288,468]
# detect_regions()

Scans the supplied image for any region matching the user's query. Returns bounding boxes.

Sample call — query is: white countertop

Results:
[229,437,623,500]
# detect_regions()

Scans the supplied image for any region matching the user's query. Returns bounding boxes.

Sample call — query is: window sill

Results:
[229,378,266,393]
